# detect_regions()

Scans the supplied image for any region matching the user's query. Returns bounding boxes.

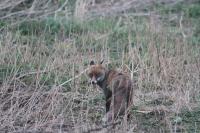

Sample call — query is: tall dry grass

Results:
[0,0,200,133]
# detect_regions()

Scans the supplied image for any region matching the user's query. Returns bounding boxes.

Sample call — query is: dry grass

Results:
[0,0,200,133]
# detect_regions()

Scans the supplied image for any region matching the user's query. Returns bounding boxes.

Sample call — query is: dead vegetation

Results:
[0,0,200,132]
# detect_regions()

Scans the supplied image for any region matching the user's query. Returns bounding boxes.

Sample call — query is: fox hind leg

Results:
[102,89,127,123]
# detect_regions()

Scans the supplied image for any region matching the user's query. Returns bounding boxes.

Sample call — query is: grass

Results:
[0,0,200,132]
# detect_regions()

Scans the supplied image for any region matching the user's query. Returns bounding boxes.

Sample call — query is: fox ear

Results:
[90,60,95,65]
[100,59,104,64]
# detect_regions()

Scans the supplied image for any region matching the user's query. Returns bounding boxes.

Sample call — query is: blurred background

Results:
[0,0,200,132]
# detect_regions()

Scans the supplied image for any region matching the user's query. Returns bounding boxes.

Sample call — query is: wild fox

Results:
[87,60,133,123]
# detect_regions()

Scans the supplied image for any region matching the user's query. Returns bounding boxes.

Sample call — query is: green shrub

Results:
[186,4,200,18]
[18,18,61,36]
[0,21,7,29]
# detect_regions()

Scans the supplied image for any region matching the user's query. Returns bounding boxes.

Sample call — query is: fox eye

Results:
[88,73,93,78]
[96,73,101,77]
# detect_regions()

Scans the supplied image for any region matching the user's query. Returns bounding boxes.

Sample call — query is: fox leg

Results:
[102,89,126,123]
[106,97,111,112]
[112,90,126,120]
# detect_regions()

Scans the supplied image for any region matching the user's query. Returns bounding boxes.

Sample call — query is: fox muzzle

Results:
[91,76,97,85]
[91,80,97,85]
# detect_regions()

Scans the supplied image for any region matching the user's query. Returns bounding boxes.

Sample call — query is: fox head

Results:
[87,60,106,85]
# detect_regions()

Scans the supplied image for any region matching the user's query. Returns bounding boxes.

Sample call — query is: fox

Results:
[87,60,133,123]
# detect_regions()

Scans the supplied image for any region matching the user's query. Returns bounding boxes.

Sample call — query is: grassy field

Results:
[0,0,200,132]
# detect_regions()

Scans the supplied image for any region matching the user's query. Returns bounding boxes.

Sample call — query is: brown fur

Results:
[87,61,133,123]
